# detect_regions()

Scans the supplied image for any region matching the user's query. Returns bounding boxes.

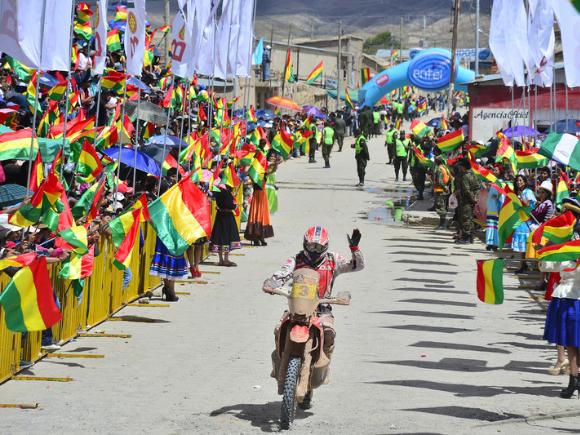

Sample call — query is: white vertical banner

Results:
[226,0,241,77]
[235,0,255,77]
[553,0,580,88]
[505,0,527,87]
[41,0,73,71]
[527,0,554,87]
[214,0,234,79]
[489,0,515,86]
[93,0,108,74]
[171,4,194,79]
[195,1,221,77]
[124,0,146,76]
[0,0,73,70]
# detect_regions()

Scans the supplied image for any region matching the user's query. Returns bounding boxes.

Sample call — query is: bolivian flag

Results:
[0,129,38,161]
[109,208,142,270]
[412,121,431,139]
[538,240,580,262]
[77,140,103,182]
[271,128,294,159]
[437,129,464,152]
[532,211,576,245]
[148,177,211,256]
[498,189,530,249]
[0,257,61,332]
[248,151,268,188]
[556,175,570,206]
[345,88,354,110]
[306,61,324,84]
[515,149,548,169]
[469,160,497,184]
[476,258,504,304]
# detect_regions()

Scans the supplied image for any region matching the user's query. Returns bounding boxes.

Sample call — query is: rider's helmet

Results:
[303,226,329,267]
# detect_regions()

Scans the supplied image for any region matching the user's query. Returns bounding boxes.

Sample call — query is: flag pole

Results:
[176,79,189,180]
[132,86,142,190]
[157,76,174,197]
[25,0,50,194]
[113,74,128,201]
[59,0,78,181]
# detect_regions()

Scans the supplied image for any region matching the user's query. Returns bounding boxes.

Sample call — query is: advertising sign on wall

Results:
[471,108,530,142]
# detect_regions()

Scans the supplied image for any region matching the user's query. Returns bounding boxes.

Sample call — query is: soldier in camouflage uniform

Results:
[456,158,481,244]
[433,156,451,229]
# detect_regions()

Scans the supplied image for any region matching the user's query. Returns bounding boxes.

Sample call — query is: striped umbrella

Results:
[265,96,302,112]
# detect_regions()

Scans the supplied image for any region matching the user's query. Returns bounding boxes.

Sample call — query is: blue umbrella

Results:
[303,105,326,119]
[427,117,442,128]
[146,135,188,147]
[103,147,161,177]
[503,125,539,138]
[551,119,580,135]
[127,77,151,93]
[0,184,32,208]
[255,109,274,120]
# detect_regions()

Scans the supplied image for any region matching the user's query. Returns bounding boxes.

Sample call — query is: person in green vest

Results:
[372,109,381,137]
[394,130,410,182]
[394,100,404,122]
[352,129,370,187]
[384,124,397,165]
[322,122,335,168]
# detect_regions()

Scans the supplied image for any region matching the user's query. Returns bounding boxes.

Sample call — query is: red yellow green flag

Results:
[556,175,570,206]
[109,208,142,270]
[148,177,211,256]
[57,225,89,255]
[58,246,94,281]
[29,151,44,193]
[76,140,103,182]
[469,160,498,184]
[360,68,371,85]
[532,211,576,245]
[247,151,268,188]
[497,188,530,249]
[437,129,464,152]
[9,173,64,227]
[0,256,61,332]
[538,240,580,262]
[476,258,504,304]
[271,128,294,159]
[345,88,354,110]
[129,194,151,223]
[106,29,123,52]
[284,48,293,82]
[0,129,38,161]
[306,61,324,84]
[412,121,431,138]
[515,149,549,169]
[496,135,517,174]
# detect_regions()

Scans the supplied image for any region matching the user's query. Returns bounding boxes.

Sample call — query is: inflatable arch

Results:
[359,48,475,108]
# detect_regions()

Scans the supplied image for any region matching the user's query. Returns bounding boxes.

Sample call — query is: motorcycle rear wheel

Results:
[280,356,301,430]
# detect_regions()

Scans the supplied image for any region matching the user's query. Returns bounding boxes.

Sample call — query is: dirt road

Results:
[2,134,579,433]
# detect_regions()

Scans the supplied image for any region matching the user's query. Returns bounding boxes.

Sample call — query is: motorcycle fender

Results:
[289,325,310,343]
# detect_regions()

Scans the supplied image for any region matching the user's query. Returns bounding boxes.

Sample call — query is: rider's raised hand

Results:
[347,229,361,251]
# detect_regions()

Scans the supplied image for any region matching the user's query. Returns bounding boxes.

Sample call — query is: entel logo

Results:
[407,52,452,90]
[376,74,389,87]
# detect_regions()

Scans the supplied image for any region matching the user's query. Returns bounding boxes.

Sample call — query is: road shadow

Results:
[372,310,473,320]
[209,401,312,432]
[390,251,448,257]
[369,379,559,398]
[395,277,451,284]
[406,268,458,275]
[398,298,476,308]
[403,405,524,422]
[409,340,511,354]
[391,288,468,295]
[109,315,169,323]
[381,324,475,334]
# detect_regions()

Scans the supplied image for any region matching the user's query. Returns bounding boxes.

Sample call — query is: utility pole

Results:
[164,0,170,64]
[399,16,403,49]
[447,0,461,118]
[281,26,291,96]
[475,0,480,76]
[422,15,426,47]
[337,21,342,111]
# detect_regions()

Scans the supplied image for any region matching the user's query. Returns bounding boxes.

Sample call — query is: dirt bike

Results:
[267,269,351,430]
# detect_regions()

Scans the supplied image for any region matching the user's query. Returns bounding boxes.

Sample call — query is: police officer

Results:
[352,129,370,187]
[322,122,335,168]
[394,131,410,182]
[333,112,346,152]
[456,158,481,244]
[433,156,451,229]
[384,124,397,164]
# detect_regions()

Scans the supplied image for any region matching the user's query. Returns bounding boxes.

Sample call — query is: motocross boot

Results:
[299,390,313,410]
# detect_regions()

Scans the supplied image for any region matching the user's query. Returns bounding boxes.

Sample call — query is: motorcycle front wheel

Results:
[280,356,301,430]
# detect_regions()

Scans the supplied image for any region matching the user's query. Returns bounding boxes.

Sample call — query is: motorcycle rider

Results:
[263,226,364,408]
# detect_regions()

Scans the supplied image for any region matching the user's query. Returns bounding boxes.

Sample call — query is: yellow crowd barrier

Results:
[0,189,244,385]
[0,222,161,384]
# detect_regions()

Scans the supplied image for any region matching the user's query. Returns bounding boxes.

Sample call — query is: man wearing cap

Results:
[456,158,481,244]
[433,156,451,229]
